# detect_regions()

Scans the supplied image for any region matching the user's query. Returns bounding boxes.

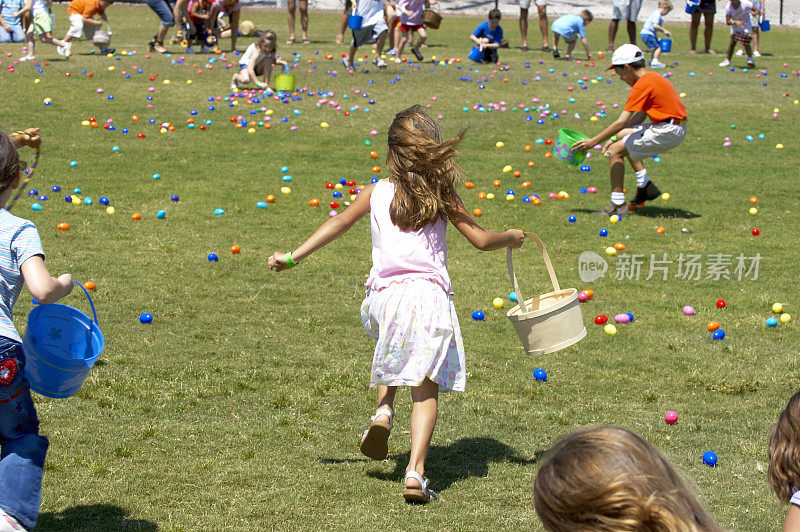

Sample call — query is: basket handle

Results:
[506,232,561,314]
[32,280,99,325]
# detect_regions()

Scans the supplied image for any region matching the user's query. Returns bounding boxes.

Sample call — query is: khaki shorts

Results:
[624,121,686,160]
[518,0,546,9]
[31,11,54,35]
[612,0,642,21]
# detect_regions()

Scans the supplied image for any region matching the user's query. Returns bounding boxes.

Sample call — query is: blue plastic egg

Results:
[568,215,577,223]
[712,329,725,340]
[533,368,547,382]
[207,253,219,262]
[471,310,485,321]
[599,228,608,237]
[766,317,778,327]
[139,313,153,324]
[156,209,166,219]
[702,451,718,467]
[214,208,225,215]
[256,201,267,208]
[99,197,109,205]
[52,185,61,192]
[171,194,179,202]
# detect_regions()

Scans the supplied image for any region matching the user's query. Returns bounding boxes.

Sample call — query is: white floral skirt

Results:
[361,278,466,392]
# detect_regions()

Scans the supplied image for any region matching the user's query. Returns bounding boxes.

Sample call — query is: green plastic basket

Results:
[553,128,589,166]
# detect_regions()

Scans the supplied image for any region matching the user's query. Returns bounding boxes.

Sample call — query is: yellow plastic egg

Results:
[604,324,617,335]
[163,79,170,84]
[320,122,329,128]
[186,79,192,85]
[749,207,758,215]
[34,78,40,84]
[82,120,90,126]
[334,183,344,190]
[781,313,792,323]
[590,116,598,121]
[106,206,115,215]
[495,141,505,148]
[107,65,115,71]
[266,109,273,115]
[71,197,80,205]
[502,165,512,173]
[776,144,784,149]
[661,192,670,201]
[280,187,291,194]
[486,193,495,200]
[773,303,783,313]
[610,215,620,224]
[247,127,255,133]
[605,246,617,256]
[492,297,504,309]
[679,92,686,98]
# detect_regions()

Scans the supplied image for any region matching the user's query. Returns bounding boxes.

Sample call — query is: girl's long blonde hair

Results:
[768,390,800,503]
[534,426,723,532]
[386,106,465,231]
[258,30,277,54]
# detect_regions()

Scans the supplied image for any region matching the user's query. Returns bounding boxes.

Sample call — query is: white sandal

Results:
[403,470,438,503]
[359,406,393,460]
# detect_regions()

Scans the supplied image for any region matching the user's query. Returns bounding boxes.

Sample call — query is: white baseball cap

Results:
[606,44,645,70]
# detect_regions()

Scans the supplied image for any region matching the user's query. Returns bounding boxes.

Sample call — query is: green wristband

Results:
[284,252,296,268]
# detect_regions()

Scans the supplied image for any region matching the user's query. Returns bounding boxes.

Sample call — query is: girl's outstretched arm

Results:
[448,196,525,251]
[268,182,376,271]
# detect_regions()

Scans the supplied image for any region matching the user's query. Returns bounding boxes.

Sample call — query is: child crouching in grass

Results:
[768,390,800,531]
[534,425,723,531]
[231,30,287,92]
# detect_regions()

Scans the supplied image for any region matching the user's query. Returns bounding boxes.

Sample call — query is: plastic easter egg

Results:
[84,282,96,291]
[578,291,589,302]
[594,315,608,325]
[683,305,695,316]
[781,313,792,323]
[156,209,166,219]
[752,228,760,236]
[257,201,267,208]
[31,203,42,211]
[509,292,517,302]
[766,317,778,327]
[772,303,783,313]
[568,215,577,223]
[502,165,512,173]
[139,313,154,324]
[106,206,115,215]
[605,247,616,256]
[702,451,718,467]
[69,161,78,167]
[614,313,630,324]
[214,208,225,215]
[152,173,161,180]
[664,411,678,425]
[281,187,292,194]
[492,297,504,309]
[712,329,725,340]
[231,245,240,254]
[599,228,608,237]
[716,299,726,309]
[495,141,504,148]
[471,310,485,321]
[749,207,758,215]
[610,215,620,224]
[533,368,547,382]
[661,193,670,201]
[207,253,219,262]
[707,321,719,331]
[131,212,141,220]
[604,324,617,335]
[56,222,69,231]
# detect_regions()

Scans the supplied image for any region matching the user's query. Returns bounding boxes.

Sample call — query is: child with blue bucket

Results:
[0,129,74,532]
[640,0,673,68]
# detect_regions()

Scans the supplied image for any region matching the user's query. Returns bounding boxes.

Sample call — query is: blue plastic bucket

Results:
[468,46,483,63]
[659,38,672,52]
[23,281,104,399]
[348,14,363,29]
[760,19,770,31]
[685,0,699,14]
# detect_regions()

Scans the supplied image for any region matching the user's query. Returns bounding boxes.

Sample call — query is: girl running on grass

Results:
[268,106,525,503]
[534,425,723,531]
[768,390,800,531]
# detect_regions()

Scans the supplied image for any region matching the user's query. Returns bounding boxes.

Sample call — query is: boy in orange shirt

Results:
[62,0,114,55]
[572,44,686,216]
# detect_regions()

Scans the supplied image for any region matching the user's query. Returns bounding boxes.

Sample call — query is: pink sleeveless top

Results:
[365,180,452,294]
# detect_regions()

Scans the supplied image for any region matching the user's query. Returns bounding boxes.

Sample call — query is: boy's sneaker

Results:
[341,57,354,73]
[735,48,744,56]
[56,46,65,56]
[650,61,666,68]
[412,47,423,61]
[718,58,730,67]
[753,50,761,58]
[63,41,71,57]
[19,55,35,61]
[628,181,661,205]
[552,49,560,59]
[746,59,756,68]
[0,508,26,531]
[593,201,629,217]
[185,46,195,54]
[373,57,387,68]
[100,47,115,55]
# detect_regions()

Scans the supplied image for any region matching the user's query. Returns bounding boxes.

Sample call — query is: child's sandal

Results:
[359,406,393,460]
[403,471,437,503]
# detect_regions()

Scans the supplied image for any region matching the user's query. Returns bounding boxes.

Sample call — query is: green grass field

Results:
[1,5,799,530]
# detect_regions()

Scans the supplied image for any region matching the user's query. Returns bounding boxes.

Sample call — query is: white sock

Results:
[635,169,649,188]
[611,192,626,205]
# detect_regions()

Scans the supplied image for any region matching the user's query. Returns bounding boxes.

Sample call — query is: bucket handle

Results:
[33,281,99,325]
[506,232,561,314]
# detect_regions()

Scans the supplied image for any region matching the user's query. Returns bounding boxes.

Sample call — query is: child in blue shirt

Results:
[0,128,73,532]
[470,8,502,64]
[550,9,593,60]
[640,0,672,68]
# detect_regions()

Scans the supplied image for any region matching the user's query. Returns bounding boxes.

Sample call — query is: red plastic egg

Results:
[594,314,608,325]
[716,299,726,309]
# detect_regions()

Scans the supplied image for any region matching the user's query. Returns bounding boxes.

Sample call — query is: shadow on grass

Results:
[37,504,158,531]
[570,206,701,219]
[367,437,543,493]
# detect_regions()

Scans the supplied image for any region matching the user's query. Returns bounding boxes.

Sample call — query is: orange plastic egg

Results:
[369,151,378,159]
[524,145,531,151]
[83,281,96,290]
[493,179,501,187]
[614,242,626,251]
[230,245,240,254]
[749,196,758,204]
[478,192,487,199]
[371,166,381,173]
[309,198,320,206]
[464,181,475,189]
[473,208,482,217]
[656,226,666,234]
[528,161,535,167]
[707,321,720,331]
[521,182,531,188]
[532,198,541,205]
[544,152,552,158]
[131,212,141,220]
[57,222,69,231]
[513,170,521,178]
[266,194,275,203]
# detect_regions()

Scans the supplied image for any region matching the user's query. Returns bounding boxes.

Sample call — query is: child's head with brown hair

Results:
[258,30,277,53]
[0,131,21,195]
[659,0,674,13]
[386,105,465,232]
[768,390,800,503]
[581,9,594,23]
[534,425,723,532]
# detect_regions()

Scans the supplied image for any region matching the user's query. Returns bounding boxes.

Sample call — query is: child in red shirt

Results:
[572,44,687,217]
